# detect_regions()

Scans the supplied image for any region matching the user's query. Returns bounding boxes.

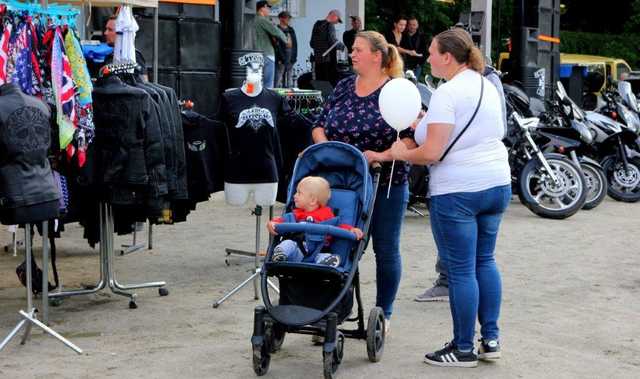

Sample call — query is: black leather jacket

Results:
[0,83,60,222]
[92,76,168,205]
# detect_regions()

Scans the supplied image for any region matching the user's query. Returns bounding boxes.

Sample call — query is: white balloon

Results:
[378,78,422,132]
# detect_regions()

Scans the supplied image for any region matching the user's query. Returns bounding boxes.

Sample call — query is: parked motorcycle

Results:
[582,81,640,202]
[536,83,608,209]
[507,111,587,219]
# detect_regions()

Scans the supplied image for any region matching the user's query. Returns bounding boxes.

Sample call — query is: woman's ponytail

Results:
[385,44,404,78]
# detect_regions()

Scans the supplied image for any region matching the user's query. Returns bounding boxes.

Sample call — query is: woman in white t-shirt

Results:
[391,28,510,368]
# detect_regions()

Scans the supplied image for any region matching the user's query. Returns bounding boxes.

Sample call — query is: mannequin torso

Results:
[222,55,288,207]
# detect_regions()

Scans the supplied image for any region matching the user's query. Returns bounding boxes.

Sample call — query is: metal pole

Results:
[21,226,33,344]
[153,7,159,83]
[472,0,493,59]
[253,206,261,300]
[42,221,49,325]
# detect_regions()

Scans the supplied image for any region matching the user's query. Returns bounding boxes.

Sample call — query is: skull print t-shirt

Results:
[221,88,288,184]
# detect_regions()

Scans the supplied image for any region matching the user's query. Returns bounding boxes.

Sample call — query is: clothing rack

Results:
[214,205,279,308]
[2,225,21,256]
[100,61,155,256]
[48,202,168,309]
[0,221,82,354]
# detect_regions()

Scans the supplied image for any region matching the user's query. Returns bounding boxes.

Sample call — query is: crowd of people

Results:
[255,3,510,368]
[254,3,432,89]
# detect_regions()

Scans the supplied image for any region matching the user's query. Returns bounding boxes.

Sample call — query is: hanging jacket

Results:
[0,83,60,224]
[92,75,167,204]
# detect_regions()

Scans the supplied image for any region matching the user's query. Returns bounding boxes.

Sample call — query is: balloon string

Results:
[387,130,399,199]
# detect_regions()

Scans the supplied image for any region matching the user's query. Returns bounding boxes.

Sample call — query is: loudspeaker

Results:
[180,72,220,117]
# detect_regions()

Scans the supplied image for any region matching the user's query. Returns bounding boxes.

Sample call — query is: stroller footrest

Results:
[270,305,324,326]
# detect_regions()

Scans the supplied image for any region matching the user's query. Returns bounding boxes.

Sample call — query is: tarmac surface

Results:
[1,193,639,378]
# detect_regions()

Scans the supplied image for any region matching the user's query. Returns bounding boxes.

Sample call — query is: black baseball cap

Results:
[256,1,271,11]
[278,11,292,19]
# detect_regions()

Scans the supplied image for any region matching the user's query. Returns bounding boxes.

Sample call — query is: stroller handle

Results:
[274,223,358,241]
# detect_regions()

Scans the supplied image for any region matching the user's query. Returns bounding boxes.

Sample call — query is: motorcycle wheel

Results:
[518,155,587,219]
[601,155,640,202]
[580,161,607,210]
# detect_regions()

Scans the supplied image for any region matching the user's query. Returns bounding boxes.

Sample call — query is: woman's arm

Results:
[364,137,416,163]
[390,123,454,165]
[312,127,329,143]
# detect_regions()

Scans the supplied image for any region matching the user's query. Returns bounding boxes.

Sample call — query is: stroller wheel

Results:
[323,329,344,379]
[335,331,345,364]
[265,322,286,353]
[366,307,385,362]
[252,342,271,376]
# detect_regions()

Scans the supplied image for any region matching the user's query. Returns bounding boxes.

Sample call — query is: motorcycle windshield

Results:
[585,111,623,134]
[618,81,639,113]
[618,103,640,133]
[556,81,586,120]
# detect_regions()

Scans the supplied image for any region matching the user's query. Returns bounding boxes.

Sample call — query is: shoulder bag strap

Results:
[438,74,485,162]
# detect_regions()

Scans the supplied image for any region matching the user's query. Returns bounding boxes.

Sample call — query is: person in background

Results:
[255,1,288,88]
[402,16,428,80]
[310,9,345,86]
[87,15,147,79]
[383,15,419,63]
[342,15,362,55]
[275,11,298,88]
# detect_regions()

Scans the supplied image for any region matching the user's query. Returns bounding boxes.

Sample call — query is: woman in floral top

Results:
[312,31,416,332]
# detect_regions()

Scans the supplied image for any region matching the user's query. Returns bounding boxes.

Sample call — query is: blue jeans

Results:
[263,56,275,89]
[429,185,511,351]
[370,183,409,319]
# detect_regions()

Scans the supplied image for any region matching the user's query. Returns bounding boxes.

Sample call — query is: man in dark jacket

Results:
[275,11,297,88]
[401,16,428,80]
[310,9,344,86]
[342,15,361,55]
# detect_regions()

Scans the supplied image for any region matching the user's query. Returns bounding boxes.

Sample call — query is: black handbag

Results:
[16,258,55,295]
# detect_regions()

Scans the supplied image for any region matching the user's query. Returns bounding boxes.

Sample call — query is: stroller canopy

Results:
[287,142,373,217]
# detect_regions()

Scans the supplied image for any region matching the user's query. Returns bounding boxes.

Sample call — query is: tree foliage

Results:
[364,0,471,38]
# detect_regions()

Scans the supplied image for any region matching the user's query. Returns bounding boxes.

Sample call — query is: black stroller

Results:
[251,142,384,379]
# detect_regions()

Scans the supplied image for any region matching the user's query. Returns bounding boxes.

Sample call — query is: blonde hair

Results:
[355,31,404,78]
[299,176,331,206]
[434,28,485,73]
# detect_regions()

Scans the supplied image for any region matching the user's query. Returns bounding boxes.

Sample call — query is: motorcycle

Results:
[584,81,640,202]
[535,83,608,210]
[507,111,587,219]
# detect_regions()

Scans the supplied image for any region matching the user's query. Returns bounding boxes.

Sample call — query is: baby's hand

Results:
[266,221,279,235]
[351,228,364,240]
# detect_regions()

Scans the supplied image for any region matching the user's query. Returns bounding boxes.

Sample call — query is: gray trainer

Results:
[415,285,449,302]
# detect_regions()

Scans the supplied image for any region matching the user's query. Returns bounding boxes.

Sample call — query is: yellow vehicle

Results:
[497,52,632,93]
[560,54,632,90]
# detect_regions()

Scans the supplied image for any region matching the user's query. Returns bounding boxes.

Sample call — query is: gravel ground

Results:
[1,193,639,379]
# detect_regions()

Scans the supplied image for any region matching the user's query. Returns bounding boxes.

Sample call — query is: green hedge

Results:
[560,30,640,69]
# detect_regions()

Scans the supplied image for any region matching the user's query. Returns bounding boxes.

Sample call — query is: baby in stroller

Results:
[267,176,363,268]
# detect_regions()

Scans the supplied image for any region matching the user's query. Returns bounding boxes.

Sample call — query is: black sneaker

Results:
[318,255,340,268]
[423,342,478,368]
[478,339,501,360]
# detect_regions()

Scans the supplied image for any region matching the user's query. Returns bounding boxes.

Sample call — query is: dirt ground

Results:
[1,192,639,379]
